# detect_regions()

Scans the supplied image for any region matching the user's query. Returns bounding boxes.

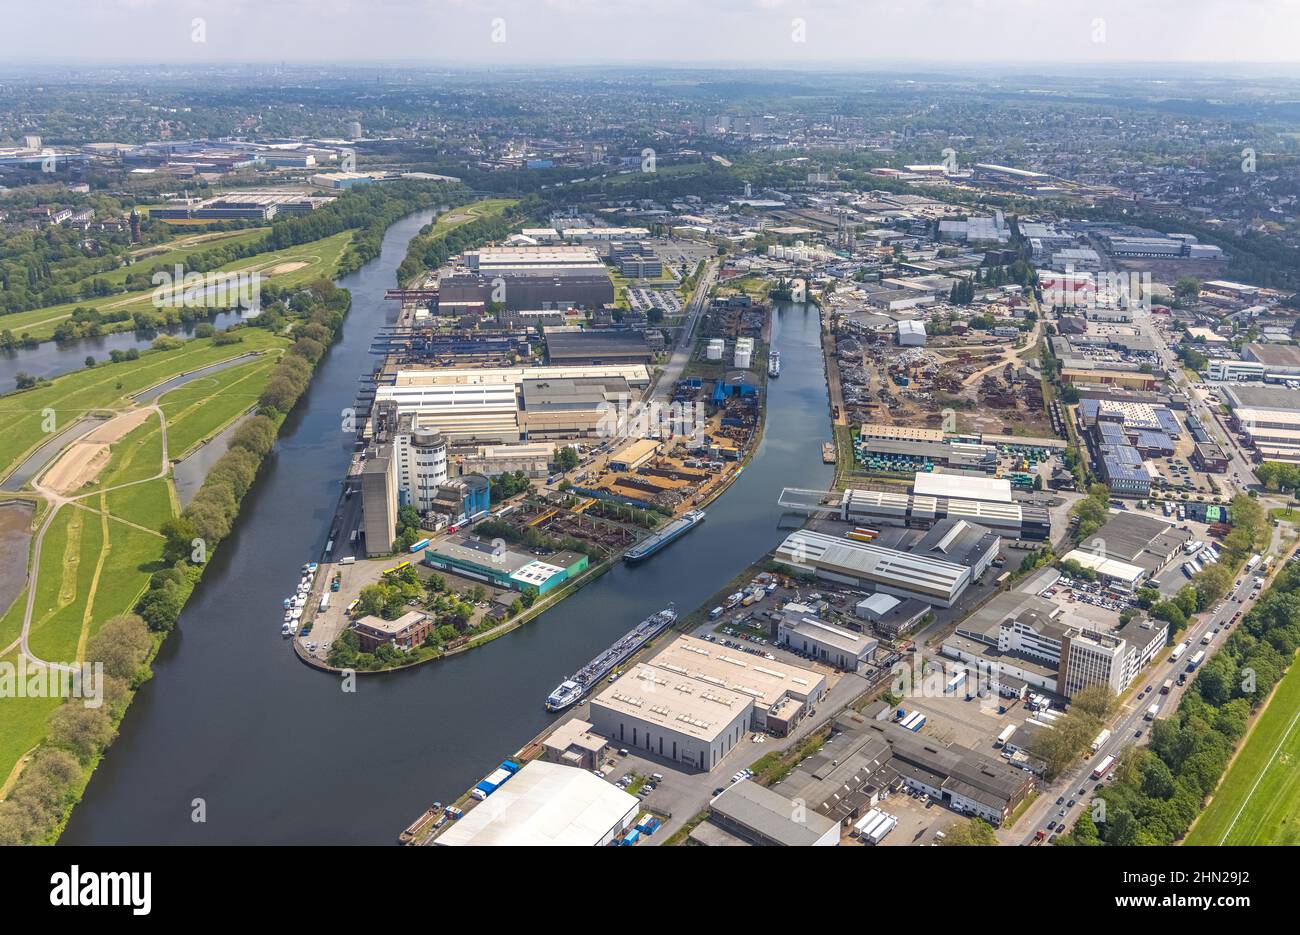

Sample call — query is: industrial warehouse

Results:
[585,635,827,771]
[774,520,999,608]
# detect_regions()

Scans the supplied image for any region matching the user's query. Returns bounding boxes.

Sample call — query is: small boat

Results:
[768,350,781,378]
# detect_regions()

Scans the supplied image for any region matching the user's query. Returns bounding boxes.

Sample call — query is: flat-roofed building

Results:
[587,635,825,768]
[651,635,826,734]
[778,612,877,671]
[588,661,754,771]
[352,610,432,653]
[837,487,1048,540]
[775,529,972,607]
[544,329,654,366]
[435,760,638,847]
[542,718,608,770]
[704,780,839,847]
[912,471,1012,503]
[519,376,629,438]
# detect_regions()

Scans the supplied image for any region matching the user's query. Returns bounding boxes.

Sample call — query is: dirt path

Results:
[19,402,170,669]
[39,408,155,496]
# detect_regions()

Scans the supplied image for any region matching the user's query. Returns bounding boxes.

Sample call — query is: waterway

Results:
[0,310,251,392]
[61,213,833,843]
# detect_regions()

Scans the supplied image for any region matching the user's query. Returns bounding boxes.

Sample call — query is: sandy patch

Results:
[268,261,308,275]
[40,408,155,495]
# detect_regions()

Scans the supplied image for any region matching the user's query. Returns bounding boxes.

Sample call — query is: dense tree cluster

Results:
[0,614,151,845]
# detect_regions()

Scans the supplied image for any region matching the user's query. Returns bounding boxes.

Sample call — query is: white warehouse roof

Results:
[912,472,1012,503]
[1059,549,1146,586]
[436,761,638,847]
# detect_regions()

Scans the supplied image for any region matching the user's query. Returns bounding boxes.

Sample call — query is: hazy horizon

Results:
[7,0,1299,67]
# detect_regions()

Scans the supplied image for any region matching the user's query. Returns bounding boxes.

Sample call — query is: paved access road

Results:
[1008,563,1279,845]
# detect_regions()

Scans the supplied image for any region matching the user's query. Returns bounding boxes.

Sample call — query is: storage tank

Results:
[706,339,724,361]
[734,347,752,369]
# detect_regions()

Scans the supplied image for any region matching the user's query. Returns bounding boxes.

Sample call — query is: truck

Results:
[1201,631,1214,646]
[995,725,1017,748]
[1161,679,1173,695]
[1246,554,1262,572]
[349,530,359,545]
[1170,641,1189,663]
[470,760,520,801]
[1090,728,1112,753]
[1187,649,1206,672]
[1092,754,1117,780]
[945,671,967,695]
[318,593,330,613]
[339,556,356,565]
[1145,702,1160,721]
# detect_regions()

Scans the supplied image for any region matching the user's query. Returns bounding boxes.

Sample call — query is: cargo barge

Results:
[623,509,705,564]
[545,606,677,711]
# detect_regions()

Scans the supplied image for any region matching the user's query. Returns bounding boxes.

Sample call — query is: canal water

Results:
[0,310,253,392]
[61,213,833,844]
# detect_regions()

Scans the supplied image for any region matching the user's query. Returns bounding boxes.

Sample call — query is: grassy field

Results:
[87,228,270,290]
[0,319,297,789]
[0,328,286,481]
[0,231,351,342]
[104,479,175,534]
[1184,655,1300,845]
[400,198,516,285]
[159,354,279,458]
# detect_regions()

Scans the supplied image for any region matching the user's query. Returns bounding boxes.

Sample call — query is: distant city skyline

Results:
[7,0,1300,67]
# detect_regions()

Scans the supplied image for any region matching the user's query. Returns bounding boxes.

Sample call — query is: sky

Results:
[6,0,1300,66]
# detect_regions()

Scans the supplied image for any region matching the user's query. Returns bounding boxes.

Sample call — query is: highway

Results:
[1010,557,1280,845]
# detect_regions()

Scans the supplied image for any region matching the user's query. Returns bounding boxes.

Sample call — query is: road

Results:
[648,259,719,403]
[1008,561,1279,845]
[1133,302,1258,492]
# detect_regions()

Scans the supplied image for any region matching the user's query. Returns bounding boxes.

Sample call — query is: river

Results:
[0,310,252,392]
[61,212,832,844]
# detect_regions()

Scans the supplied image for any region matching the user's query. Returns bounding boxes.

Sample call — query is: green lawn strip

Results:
[103,479,175,534]
[159,355,279,457]
[0,329,286,479]
[26,507,104,664]
[85,517,164,635]
[0,646,63,793]
[1185,655,1300,845]
[0,231,351,340]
